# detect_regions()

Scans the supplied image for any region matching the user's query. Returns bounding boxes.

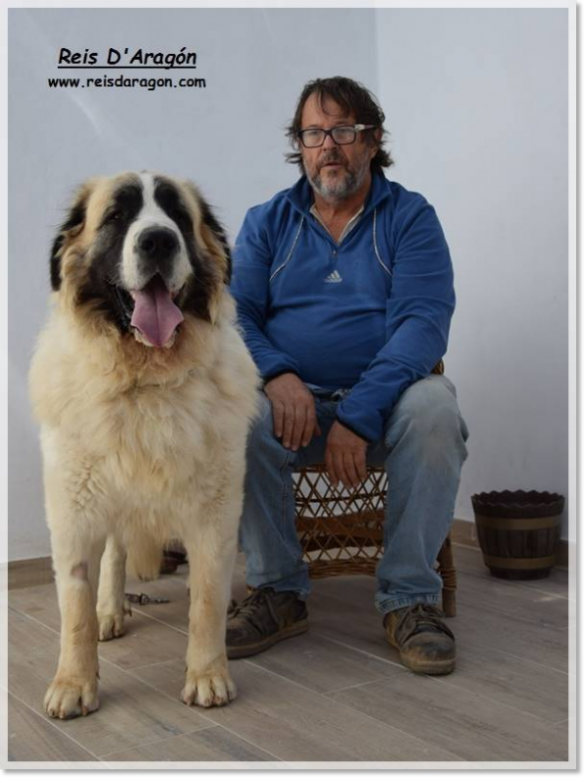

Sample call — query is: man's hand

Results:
[264,373,321,451]
[325,421,368,490]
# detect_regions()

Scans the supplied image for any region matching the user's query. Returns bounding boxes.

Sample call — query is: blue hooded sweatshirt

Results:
[231,171,455,443]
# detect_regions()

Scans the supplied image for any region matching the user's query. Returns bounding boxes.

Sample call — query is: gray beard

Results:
[307,157,371,202]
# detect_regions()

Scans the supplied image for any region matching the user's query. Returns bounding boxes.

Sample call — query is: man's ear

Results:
[371,128,383,158]
[50,187,90,291]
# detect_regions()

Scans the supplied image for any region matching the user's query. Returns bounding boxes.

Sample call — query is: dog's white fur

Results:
[29,172,259,718]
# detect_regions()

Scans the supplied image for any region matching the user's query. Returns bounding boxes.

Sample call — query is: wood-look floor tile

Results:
[328,675,568,762]
[451,570,568,628]
[131,658,461,762]
[432,639,568,723]
[9,583,61,632]
[8,694,97,762]
[450,603,567,671]
[97,613,188,671]
[101,725,276,762]
[247,631,403,693]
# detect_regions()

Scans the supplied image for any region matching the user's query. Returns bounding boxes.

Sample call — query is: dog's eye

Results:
[106,210,124,224]
[171,208,190,225]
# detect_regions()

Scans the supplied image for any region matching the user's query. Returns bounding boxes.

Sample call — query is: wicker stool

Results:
[294,464,457,617]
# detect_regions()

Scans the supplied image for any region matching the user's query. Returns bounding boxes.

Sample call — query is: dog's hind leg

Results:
[126,533,162,582]
[97,534,129,641]
[44,523,106,720]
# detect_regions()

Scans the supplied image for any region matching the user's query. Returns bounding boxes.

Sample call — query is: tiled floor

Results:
[7,545,571,766]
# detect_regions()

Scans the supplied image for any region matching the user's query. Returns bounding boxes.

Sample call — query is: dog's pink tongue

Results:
[130,276,184,348]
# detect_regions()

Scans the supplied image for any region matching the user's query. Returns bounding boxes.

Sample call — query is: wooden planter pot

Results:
[471,490,564,580]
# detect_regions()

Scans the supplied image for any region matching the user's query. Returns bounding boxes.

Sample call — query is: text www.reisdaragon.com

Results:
[47,75,206,91]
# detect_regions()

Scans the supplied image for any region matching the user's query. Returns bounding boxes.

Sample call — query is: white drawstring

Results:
[270,216,305,283]
[373,209,391,277]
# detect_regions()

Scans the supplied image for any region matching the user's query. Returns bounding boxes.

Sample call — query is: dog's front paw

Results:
[44,676,100,719]
[181,670,237,708]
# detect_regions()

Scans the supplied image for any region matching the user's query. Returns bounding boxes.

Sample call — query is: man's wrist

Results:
[334,414,371,444]
[263,369,300,386]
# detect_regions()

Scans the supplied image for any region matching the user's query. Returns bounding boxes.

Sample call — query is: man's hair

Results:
[285,76,394,173]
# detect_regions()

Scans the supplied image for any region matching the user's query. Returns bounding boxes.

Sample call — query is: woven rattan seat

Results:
[293,464,457,616]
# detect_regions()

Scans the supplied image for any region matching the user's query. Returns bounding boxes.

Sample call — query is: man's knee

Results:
[385,376,469,451]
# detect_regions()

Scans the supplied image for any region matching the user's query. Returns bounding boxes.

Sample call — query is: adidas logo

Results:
[324,270,343,284]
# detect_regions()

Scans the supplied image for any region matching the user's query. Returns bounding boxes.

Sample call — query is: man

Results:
[227,76,469,674]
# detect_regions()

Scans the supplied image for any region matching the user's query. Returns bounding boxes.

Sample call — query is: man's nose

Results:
[323,132,337,150]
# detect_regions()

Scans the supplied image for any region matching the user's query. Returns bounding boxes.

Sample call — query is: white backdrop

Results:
[374,7,569,537]
[8,7,570,560]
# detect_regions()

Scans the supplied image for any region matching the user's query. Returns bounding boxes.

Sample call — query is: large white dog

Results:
[29,172,259,719]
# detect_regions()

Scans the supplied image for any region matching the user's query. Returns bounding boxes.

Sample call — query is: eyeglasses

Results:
[297,124,375,149]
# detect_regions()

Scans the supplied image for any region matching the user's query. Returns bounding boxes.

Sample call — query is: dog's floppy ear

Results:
[197,196,232,285]
[50,185,91,291]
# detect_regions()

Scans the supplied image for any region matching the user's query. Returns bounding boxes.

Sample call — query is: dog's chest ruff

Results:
[99,377,223,495]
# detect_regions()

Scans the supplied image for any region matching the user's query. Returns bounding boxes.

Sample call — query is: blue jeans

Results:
[239,375,469,614]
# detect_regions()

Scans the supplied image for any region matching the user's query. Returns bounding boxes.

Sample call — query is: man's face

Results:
[299,93,376,203]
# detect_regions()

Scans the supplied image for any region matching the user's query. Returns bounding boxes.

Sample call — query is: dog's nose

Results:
[137,227,179,268]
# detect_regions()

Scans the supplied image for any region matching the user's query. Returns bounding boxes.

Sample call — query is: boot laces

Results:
[396,603,454,641]
[227,589,279,634]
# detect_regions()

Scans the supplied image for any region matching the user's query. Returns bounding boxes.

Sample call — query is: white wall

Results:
[8,7,570,560]
[375,8,570,537]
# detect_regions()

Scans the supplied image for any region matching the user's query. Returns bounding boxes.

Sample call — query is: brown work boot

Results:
[384,603,456,675]
[226,588,308,659]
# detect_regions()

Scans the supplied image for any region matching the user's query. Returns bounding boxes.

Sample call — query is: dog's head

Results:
[50,172,231,348]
